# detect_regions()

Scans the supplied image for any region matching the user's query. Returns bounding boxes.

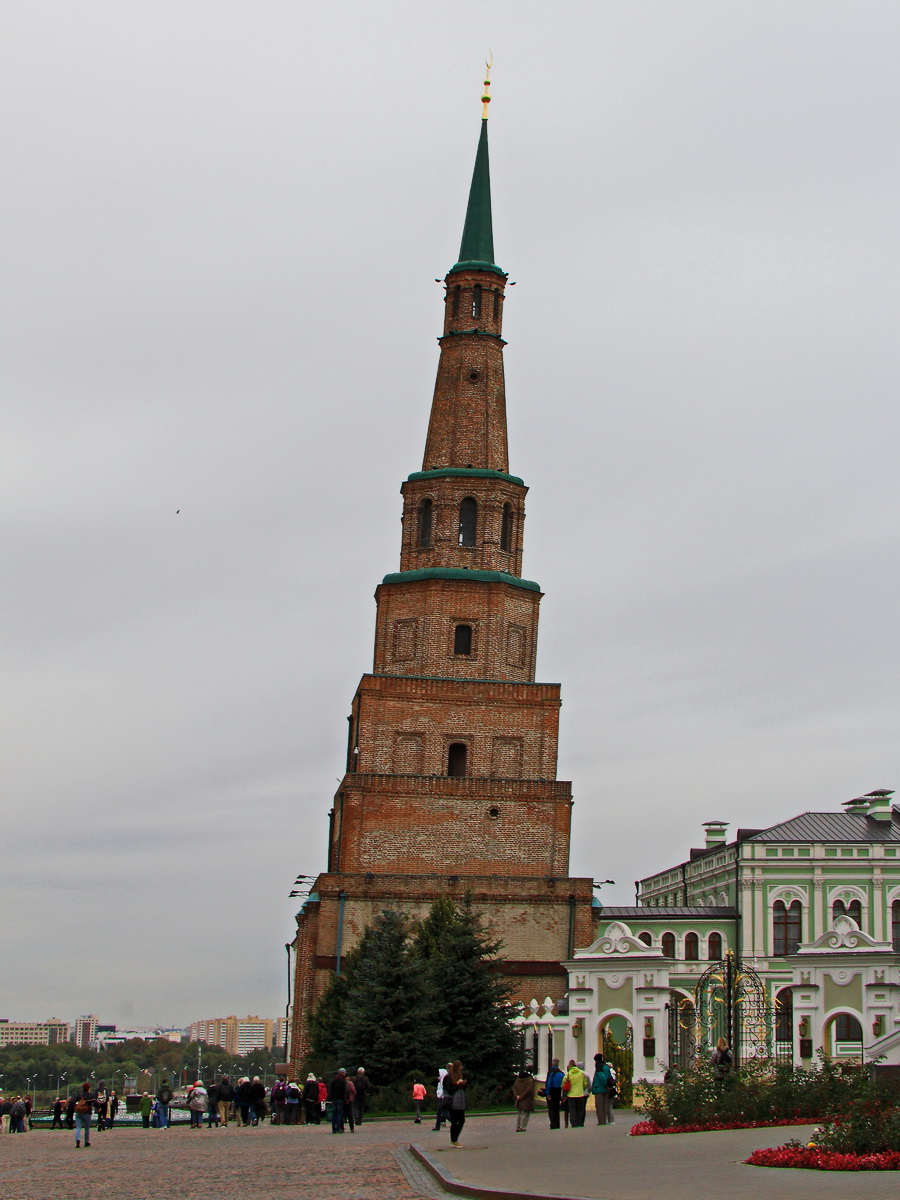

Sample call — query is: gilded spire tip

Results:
[481,53,492,119]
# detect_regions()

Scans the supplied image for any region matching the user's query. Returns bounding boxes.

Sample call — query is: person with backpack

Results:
[9,1097,26,1134]
[186,1081,208,1129]
[711,1038,733,1080]
[270,1077,287,1124]
[543,1058,565,1129]
[591,1053,615,1125]
[73,1082,96,1148]
[155,1078,174,1129]
[284,1079,301,1124]
[562,1060,590,1128]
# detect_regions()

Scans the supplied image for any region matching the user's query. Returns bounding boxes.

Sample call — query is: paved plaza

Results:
[3,1115,900,1200]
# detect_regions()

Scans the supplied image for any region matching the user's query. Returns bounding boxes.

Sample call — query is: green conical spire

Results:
[451,119,502,274]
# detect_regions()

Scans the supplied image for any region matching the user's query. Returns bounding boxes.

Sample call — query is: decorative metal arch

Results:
[693,951,772,1066]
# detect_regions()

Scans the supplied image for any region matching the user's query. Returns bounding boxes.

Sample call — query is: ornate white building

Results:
[517,791,900,1083]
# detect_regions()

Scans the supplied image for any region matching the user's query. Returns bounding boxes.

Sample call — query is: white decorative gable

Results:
[577,920,665,958]
[796,914,892,954]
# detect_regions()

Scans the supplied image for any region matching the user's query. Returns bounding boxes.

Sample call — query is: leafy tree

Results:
[413,895,520,1084]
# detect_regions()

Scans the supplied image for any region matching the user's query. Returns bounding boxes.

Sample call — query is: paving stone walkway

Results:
[7,1114,900,1200]
[0,1119,453,1200]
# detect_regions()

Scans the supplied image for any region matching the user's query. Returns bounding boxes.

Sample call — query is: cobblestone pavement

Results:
[0,1117,467,1200]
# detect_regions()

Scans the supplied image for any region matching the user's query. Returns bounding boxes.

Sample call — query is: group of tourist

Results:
[532,1055,618,1130]
[4,1052,618,1149]
[0,1095,33,1134]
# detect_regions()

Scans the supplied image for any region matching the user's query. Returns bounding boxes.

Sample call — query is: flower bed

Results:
[747,1144,900,1171]
[630,1118,816,1136]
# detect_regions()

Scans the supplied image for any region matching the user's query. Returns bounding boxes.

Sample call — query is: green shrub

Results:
[815,1094,900,1155]
[638,1055,879,1129]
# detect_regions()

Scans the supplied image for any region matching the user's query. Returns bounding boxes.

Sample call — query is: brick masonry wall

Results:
[331,775,572,876]
[399,475,527,577]
[289,872,597,1070]
[373,580,540,682]
[351,674,559,777]
[422,267,509,473]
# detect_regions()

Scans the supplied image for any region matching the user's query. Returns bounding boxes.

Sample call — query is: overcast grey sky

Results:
[4,1,900,1028]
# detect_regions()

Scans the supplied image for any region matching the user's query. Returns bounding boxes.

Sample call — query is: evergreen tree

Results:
[413,895,520,1084]
[311,909,438,1083]
[308,958,353,1064]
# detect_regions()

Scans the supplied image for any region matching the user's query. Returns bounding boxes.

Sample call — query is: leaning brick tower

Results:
[288,83,594,1069]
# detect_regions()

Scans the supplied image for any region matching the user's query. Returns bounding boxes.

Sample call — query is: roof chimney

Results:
[703,821,729,849]
[865,789,894,823]
[844,790,894,821]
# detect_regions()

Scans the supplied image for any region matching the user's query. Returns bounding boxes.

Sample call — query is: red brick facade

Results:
[288,121,594,1071]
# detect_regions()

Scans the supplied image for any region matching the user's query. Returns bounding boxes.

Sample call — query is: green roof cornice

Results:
[381,567,540,593]
[452,120,503,275]
[406,467,525,486]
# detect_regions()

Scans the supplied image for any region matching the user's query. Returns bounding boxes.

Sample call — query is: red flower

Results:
[746,1145,900,1171]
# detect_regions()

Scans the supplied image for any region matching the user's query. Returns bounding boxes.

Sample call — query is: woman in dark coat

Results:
[303,1074,320,1125]
[443,1060,467,1146]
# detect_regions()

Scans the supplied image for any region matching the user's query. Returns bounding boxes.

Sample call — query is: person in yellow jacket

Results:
[563,1060,590,1127]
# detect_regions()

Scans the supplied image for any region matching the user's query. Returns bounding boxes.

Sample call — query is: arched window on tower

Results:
[418,498,433,548]
[453,624,472,655]
[773,899,802,955]
[451,285,460,318]
[708,932,723,961]
[684,932,699,961]
[447,743,467,777]
[832,898,862,926]
[493,290,501,323]
[661,933,676,958]
[471,284,482,320]
[500,503,514,551]
[458,498,477,547]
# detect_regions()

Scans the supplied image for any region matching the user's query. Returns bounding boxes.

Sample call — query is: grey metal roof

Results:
[747,811,900,843]
[598,907,737,919]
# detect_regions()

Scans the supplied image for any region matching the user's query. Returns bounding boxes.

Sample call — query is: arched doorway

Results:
[824,1012,863,1061]
[598,1016,633,1105]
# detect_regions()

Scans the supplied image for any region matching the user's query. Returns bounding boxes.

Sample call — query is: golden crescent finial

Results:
[481,53,492,119]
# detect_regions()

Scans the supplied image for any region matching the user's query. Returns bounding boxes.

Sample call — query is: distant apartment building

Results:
[0,1019,70,1046]
[275,1017,288,1049]
[188,1015,275,1055]
[74,1014,99,1048]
